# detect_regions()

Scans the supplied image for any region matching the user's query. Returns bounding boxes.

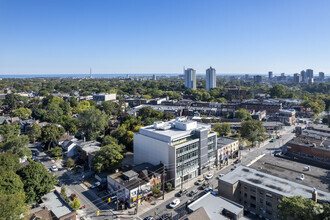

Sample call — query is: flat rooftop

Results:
[188,192,243,220]
[217,137,238,147]
[307,124,330,133]
[41,191,74,218]
[75,140,101,153]
[250,155,330,192]
[220,165,330,202]
[139,119,212,142]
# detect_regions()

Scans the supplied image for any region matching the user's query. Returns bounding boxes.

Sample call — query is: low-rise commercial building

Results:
[40,190,76,220]
[107,170,151,208]
[187,192,244,220]
[217,137,239,167]
[276,109,296,125]
[218,166,330,220]
[284,134,330,166]
[93,93,116,102]
[240,99,282,115]
[134,117,217,187]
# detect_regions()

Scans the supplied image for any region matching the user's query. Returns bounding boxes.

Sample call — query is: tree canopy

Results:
[17,161,56,203]
[92,143,125,173]
[240,120,266,144]
[79,108,108,141]
[278,196,326,220]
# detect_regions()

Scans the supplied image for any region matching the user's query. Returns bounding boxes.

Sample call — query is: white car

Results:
[169,199,180,208]
[296,174,304,180]
[51,165,58,172]
[217,174,224,179]
[91,182,100,189]
[205,173,213,180]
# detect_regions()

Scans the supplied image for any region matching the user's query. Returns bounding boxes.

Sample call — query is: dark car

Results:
[199,182,209,190]
[161,213,171,220]
[176,189,187,197]
[188,190,198,197]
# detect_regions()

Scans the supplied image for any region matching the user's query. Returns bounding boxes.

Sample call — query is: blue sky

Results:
[1,0,330,75]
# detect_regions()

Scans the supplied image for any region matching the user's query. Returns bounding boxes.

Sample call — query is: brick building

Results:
[240,100,282,115]
[218,166,330,220]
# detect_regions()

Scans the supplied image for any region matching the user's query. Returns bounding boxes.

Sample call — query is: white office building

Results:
[134,117,217,187]
[206,67,216,91]
[184,68,196,90]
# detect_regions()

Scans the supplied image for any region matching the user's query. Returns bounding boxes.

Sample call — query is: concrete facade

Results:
[134,117,217,187]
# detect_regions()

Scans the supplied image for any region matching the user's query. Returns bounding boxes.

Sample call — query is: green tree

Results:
[269,84,286,98]
[0,135,30,158]
[41,124,65,150]
[0,152,20,172]
[92,143,125,173]
[235,108,252,121]
[27,122,41,142]
[70,198,81,210]
[12,107,32,120]
[0,167,24,195]
[50,146,63,159]
[73,100,92,114]
[79,109,108,141]
[214,122,231,136]
[278,196,323,220]
[240,120,266,144]
[166,182,172,191]
[0,124,21,142]
[4,94,28,110]
[17,161,56,203]
[0,191,27,220]
[103,135,118,146]
[65,158,75,168]
[59,115,78,135]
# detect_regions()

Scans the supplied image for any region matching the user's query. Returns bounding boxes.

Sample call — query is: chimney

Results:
[312,188,318,202]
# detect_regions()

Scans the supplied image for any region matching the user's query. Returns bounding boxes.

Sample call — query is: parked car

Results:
[161,213,171,220]
[296,174,305,180]
[303,166,310,171]
[199,182,209,190]
[176,189,187,197]
[91,182,101,189]
[169,199,180,208]
[51,165,58,172]
[205,173,213,180]
[144,217,154,220]
[231,166,237,171]
[188,190,198,197]
[217,174,224,179]
[195,178,205,185]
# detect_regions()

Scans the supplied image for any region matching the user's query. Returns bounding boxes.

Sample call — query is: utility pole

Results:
[116,191,119,211]
[136,181,140,214]
[181,176,183,190]
[162,165,165,200]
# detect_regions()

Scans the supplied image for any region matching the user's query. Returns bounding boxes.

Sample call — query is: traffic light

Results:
[97,210,100,216]
[108,198,111,203]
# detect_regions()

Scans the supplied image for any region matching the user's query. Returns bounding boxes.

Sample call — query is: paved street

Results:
[137,125,297,220]
[28,123,298,220]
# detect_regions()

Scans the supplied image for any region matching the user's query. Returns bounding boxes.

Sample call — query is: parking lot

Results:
[250,155,330,192]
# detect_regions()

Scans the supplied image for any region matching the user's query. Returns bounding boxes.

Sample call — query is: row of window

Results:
[176,142,199,155]
[176,150,198,164]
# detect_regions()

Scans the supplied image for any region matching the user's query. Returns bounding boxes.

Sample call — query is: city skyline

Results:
[1,0,330,74]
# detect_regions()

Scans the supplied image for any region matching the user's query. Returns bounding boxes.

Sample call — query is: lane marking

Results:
[246,154,265,167]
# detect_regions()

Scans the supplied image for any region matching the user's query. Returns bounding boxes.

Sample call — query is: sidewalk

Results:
[112,160,235,219]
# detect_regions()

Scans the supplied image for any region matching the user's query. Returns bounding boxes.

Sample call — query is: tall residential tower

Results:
[206,67,216,91]
[184,68,196,90]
